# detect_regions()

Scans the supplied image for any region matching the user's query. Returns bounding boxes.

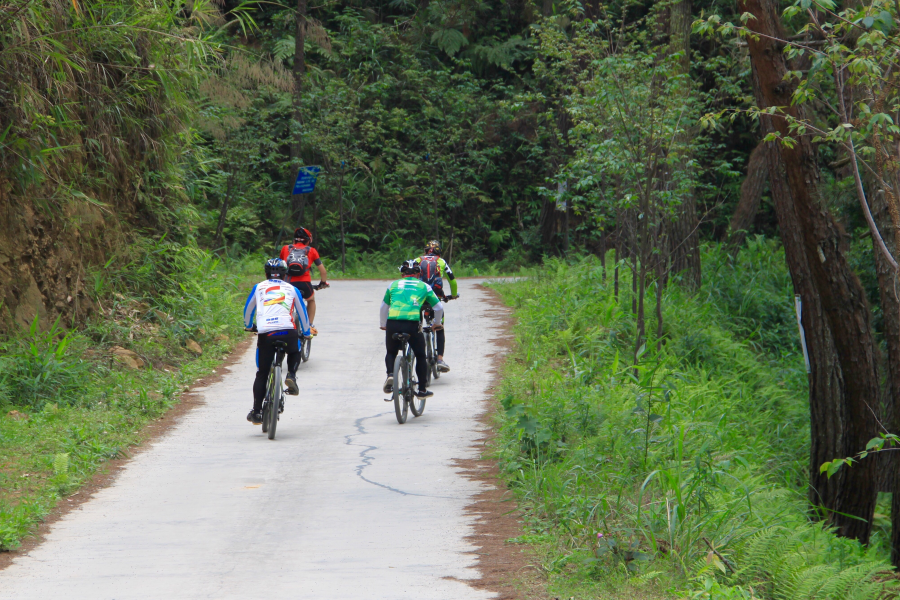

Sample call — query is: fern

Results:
[466,35,530,70]
[273,37,295,62]
[430,29,468,56]
[729,527,899,600]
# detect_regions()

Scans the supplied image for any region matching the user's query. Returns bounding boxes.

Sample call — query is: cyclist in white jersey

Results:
[243,258,311,424]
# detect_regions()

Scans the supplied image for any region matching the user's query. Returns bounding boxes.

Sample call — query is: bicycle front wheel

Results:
[431,332,441,380]
[301,336,311,362]
[423,331,434,387]
[267,365,281,439]
[409,350,426,417]
[393,354,408,424]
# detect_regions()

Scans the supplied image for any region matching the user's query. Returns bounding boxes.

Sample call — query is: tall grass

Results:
[491,242,898,599]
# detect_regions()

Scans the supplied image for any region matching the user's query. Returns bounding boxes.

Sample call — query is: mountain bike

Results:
[299,282,329,363]
[421,296,454,386]
[260,340,288,440]
[389,332,425,423]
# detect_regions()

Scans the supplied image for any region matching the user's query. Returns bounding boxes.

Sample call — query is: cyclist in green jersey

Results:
[380,260,444,398]
[418,240,457,373]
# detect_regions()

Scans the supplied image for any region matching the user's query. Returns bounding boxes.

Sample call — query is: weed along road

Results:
[0,280,508,600]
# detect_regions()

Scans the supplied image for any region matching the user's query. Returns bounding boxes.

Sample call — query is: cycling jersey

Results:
[380,278,443,326]
[419,255,457,297]
[243,279,311,336]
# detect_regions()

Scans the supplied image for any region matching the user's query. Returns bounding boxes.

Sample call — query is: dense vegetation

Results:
[492,246,898,599]
[5,0,900,597]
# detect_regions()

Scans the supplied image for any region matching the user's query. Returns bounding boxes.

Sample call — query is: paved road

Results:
[0,280,508,600]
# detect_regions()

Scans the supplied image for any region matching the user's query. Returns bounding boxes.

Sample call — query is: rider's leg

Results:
[436,329,446,359]
[283,330,302,395]
[409,331,429,392]
[253,335,277,412]
[383,319,406,374]
[307,292,317,325]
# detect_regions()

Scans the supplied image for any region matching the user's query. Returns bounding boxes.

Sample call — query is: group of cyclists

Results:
[242,229,458,425]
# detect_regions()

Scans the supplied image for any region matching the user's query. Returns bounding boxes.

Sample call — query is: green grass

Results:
[0,239,257,551]
[488,241,899,600]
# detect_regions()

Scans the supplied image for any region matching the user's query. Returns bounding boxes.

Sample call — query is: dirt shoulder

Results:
[455,284,545,599]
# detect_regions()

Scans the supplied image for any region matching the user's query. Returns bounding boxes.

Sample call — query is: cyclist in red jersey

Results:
[280,227,328,335]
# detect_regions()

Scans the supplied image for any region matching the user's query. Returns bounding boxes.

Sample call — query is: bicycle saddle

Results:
[392,333,411,342]
[272,340,288,349]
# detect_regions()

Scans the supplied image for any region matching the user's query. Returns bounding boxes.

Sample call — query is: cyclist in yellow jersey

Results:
[380,260,444,398]
[417,240,457,373]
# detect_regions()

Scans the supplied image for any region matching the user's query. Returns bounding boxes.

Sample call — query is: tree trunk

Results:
[741,0,879,543]
[666,0,701,290]
[215,166,234,250]
[290,0,307,224]
[869,137,900,565]
[338,165,346,273]
[727,141,768,250]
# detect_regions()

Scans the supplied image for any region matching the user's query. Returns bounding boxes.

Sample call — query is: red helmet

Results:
[294,227,312,244]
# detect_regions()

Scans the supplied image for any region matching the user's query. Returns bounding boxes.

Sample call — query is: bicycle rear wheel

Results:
[393,354,408,424]
[409,351,426,417]
[267,365,281,439]
[301,336,311,362]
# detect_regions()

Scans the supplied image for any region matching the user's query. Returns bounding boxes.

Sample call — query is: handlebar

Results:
[313,282,330,291]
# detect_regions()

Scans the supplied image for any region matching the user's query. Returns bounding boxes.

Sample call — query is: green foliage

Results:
[490,244,895,598]
[0,318,90,411]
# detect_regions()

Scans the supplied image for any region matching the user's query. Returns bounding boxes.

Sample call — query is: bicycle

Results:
[388,332,426,424]
[299,282,329,363]
[421,295,455,386]
[259,340,288,440]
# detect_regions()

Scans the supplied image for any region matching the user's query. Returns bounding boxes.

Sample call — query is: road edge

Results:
[0,335,255,572]
[452,283,545,599]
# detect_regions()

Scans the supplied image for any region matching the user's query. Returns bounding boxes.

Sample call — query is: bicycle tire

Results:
[432,332,441,380]
[409,350,426,417]
[423,330,433,387]
[261,369,275,433]
[393,354,408,424]
[267,365,281,439]
[301,336,311,362]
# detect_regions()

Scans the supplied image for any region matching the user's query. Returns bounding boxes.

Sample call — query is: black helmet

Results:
[294,227,312,244]
[425,240,442,255]
[265,258,288,279]
[399,259,420,275]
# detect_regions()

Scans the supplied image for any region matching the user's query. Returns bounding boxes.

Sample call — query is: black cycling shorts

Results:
[291,281,315,300]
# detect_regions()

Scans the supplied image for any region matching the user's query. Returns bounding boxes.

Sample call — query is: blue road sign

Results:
[293,166,321,194]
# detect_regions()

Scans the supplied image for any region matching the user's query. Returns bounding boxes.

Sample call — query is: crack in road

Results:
[345,412,452,499]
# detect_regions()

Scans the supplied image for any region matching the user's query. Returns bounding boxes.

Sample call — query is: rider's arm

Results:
[380,286,392,328]
[380,301,390,328]
[440,258,458,297]
[425,287,444,322]
[243,285,258,329]
[315,260,327,283]
[431,300,444,324]
[290,287,311,337]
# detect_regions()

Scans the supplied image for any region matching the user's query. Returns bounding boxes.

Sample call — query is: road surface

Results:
[0,279,508,600]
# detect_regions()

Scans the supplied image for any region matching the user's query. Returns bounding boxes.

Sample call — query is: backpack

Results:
[286,244,312,277]
[418,255,444,297]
